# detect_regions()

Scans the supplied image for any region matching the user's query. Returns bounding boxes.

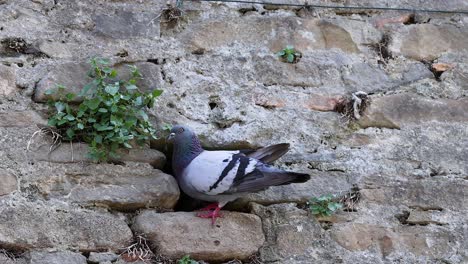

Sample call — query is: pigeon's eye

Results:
[177,127,184,134]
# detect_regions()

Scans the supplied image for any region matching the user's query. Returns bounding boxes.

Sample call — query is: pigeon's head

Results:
[167,125,194,144]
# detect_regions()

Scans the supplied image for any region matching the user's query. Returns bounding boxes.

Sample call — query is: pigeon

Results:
[168,125,310,224]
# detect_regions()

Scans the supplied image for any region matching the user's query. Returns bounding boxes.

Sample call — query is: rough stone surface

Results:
[0,64,16,97]
[0,201,133,251]
[133,210,265,262]
[0,111,46,127]
[389,24,468,60]
[406,210,448,226]
[331,224,461,259]
[0,170,17,196]
[27,251,87,264]
[25,162,179,211]
[360,176,468,212]
[182,17,359,54]
[88,252,119,263]
[33,62,162,103]
[32,143,166,168]
[358,93,468,129]
[251,203,382,264]
[93,10,159,39]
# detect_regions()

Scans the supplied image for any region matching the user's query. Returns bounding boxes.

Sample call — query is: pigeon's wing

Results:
[183,149,310,196]
[224,163,310,194]
[241,143,290,164]
[182,150,259,195]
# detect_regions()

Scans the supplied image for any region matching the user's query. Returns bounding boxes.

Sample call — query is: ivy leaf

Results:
[85,98,101,110]
[94,135,103,144]
[96,58,110,65]
[66,128,75,138]
[55,102,65,113]
[45,88,56,95]
[287,53,295,63]
[121,94,131,100]
[110,115,123,126]
[125,116,137,127]
[48,118,57,126]
[57,119,68,126]
[64,114,75,121]
[77,123,84,130]
[65,93,76,101]
[102,67,113,74]
[138,109,148,121]
[105,85,119,95]
[276,50,286,57]
[111,104,118,112]
[95,123,112,131]
[152,89,163,97]
[109,69,118,78]
[79,83,94,96]
[98,108,108,113]
[135,96,143,106]
[125,84,138,90]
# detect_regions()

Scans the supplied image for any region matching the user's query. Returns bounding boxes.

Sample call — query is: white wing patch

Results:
[183,150,257,195]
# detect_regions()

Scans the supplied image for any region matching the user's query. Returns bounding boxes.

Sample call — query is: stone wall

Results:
[0,0,467,263]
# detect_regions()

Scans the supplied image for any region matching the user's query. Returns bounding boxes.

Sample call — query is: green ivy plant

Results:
[276,45,301,63]
[178,255,199,264]
[45,58,162,162]
[308,194,343,217]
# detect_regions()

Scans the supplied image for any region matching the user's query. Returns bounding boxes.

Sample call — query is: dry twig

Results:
[120,235,155,263]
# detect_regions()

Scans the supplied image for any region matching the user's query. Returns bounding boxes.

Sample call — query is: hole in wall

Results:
[395,210,410,225]
[209,102,218,110]
[368,34,392,65]
[191,48,205,55]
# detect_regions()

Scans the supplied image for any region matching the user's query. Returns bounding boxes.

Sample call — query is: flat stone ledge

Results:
[29,162,179,211]
[33,62,162,103]
[0,202,133,251]
[358,93,468,129]
[132,210,265,262]
[26,250,87,264]
[32,143,166,169]
[0,111,47,128]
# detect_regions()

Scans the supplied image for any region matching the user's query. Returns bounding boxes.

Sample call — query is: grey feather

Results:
[226,163,310,193]
[243,143,290,164]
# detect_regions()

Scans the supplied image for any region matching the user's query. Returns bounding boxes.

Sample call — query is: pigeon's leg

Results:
[196,203,223,225]
[198,203,219,211]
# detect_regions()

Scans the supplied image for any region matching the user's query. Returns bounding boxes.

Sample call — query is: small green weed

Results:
[276,45,301,63]
[45,58,162,162]
[308,194,343,216]
[178,255,199,264]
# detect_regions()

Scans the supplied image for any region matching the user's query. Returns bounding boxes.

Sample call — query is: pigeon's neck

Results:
[172,134,203,176]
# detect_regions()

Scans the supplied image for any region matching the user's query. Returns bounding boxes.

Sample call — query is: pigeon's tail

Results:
[243,143,290,164]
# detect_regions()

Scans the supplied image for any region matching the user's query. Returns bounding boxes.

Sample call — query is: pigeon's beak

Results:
[167,132,176,142]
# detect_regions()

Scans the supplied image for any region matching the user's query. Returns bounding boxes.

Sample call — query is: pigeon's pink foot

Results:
[196,203,223,225]
[198,203,220,211]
